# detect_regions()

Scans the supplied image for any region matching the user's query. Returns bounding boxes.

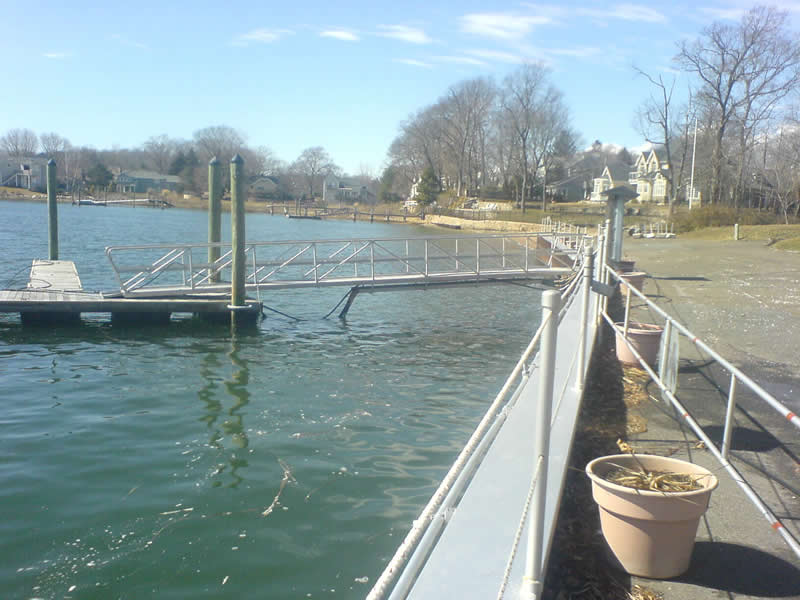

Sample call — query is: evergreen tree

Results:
[414,167,439,205]
[168,151,186,175]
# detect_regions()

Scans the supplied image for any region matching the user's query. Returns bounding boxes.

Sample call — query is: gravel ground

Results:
[622,237,800,410]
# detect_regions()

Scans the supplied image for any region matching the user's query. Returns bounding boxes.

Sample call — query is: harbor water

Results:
[0,200,543,599]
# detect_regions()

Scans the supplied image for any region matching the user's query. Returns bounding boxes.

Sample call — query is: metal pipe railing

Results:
[606,265,800,560]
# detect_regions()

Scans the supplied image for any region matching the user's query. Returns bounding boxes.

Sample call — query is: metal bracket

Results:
[591,280,615,298]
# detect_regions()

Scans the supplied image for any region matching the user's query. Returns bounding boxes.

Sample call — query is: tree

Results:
[143,134,176,173]
[413,167,439,205]
[1,128,38,161]
[291,146,338,198]
[500,64,571,212]
[676,6,800,205]
[377,166,399,204]
[192,125,247,163]
[40,132,70,158]
[168,150,186,176]
[86,163,112,190]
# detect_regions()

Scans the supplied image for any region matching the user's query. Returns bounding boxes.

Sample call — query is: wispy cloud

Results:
[459,12,553,39]
[321,30,359,42]
[465,49,524,64]
[579,4,667,23]
[548,46,601,58]
[377,25,432,44]
[393,58,433,68]
[42,52,69,59]
[232,28,294,46]
[522,2,667,23]
[110,34,148,49]
[434,55,487,66]
[699,6,747,20]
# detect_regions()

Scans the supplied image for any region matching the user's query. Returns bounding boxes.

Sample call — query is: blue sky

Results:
[2,0,797,174]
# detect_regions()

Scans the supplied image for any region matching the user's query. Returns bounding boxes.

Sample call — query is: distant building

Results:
[550,150,629,203]
[114,170,181,193]
[322,175,375,204]
[248,175,281,199]
[0,156,47,191]
[627,148,670,203]
[591,164,633,202]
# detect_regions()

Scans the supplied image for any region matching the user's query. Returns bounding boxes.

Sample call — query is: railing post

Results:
[722,373,738,459]
[230,154,246,319]
[575,244,594,390]
[523,289,560,598]
[47,159,58,260]
[208,157,222,283]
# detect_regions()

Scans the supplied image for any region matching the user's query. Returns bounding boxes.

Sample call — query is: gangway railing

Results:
[368,235,603,600]
[105,233,582,298]
[608,264,800,559]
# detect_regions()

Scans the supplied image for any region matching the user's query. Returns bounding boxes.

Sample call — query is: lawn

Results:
[681,223,800,250]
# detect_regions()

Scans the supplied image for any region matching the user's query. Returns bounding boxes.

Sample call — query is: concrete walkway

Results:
[620,238,800,599]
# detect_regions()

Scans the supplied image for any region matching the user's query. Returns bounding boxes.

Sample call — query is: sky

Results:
[2,0,798,175]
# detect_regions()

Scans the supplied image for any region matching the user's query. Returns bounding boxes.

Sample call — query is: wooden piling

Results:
[208,157,222,282]
[230,154,246,315]
[47,159,58,260]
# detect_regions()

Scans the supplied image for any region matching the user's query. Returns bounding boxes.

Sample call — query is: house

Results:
[322,175,374,205]
[0,156,47,191]
[248,175,280,199]
[627,148,670,203]
[590,164,633,202]
[114,170,182,193]
[551,150,629,202]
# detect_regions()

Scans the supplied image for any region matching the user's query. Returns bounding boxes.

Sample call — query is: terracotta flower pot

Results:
[586,454,718,579]
[617,259,636,273]
[618,271,647,296]
[614,322,662,367]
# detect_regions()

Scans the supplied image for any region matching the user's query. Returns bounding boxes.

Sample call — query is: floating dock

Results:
[0,259,261,324]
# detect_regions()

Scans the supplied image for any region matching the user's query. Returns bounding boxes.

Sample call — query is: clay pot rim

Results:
[619,271,647,278]
[614,322,663,334]
[586,454,719,498]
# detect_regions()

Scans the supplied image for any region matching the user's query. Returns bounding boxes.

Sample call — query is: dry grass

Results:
[604,465,704,492]
[681,223,800,250]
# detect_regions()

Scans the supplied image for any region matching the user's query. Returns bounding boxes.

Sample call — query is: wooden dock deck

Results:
[0,260,261,324]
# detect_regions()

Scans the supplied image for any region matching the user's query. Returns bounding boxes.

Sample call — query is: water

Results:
[0,201,542,599]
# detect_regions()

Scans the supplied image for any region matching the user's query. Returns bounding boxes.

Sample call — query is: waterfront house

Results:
[590,164,633,202]
[627,148,670,203]
[322,175,375,205]
[114,170,182,193]
[0,155,47,191]
[248,175,280,199]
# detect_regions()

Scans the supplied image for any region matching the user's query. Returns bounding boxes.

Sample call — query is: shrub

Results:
[673,205,780,232]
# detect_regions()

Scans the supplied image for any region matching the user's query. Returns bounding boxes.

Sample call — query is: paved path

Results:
[619,238,800,599]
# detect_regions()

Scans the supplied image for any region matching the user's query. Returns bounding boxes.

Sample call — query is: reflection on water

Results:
[0,201,546,599]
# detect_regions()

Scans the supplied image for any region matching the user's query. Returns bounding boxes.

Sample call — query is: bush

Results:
[673,205,781,232]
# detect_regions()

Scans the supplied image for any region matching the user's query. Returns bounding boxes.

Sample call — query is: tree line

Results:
[0,125,367,200]
[384,63,578,212]
[635,5,800,220]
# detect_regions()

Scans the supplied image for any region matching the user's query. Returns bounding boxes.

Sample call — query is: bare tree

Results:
[291,146,338,198]
[676,6,800,205]
[142,134,176,173]
[1,128,39,161]
[40,132,70,157]
[192,125,247,163]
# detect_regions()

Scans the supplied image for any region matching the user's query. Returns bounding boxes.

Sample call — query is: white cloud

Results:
[393,58,433,68]
[232,28,294,46]
[459,12,553,39]
[434,55,487,66]
[548,46,601,58]
[43,52,69,59]
[465,49,524,64]
[699,7,747,20]
[321,30,359,42]
[580,4,667,23]
[110,34,148,49]
[377,25,432,44]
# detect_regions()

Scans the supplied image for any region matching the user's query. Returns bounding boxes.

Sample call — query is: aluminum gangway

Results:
[105,233,583,299]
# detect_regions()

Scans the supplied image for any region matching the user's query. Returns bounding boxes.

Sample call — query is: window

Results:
[654,179,666,199]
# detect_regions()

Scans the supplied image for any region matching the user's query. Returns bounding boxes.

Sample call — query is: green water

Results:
[0,201,542,599]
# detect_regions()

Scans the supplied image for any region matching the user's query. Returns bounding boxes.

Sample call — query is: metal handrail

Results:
[607,266,800,560]
[105,233,581,297]
[369,241,599,600]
